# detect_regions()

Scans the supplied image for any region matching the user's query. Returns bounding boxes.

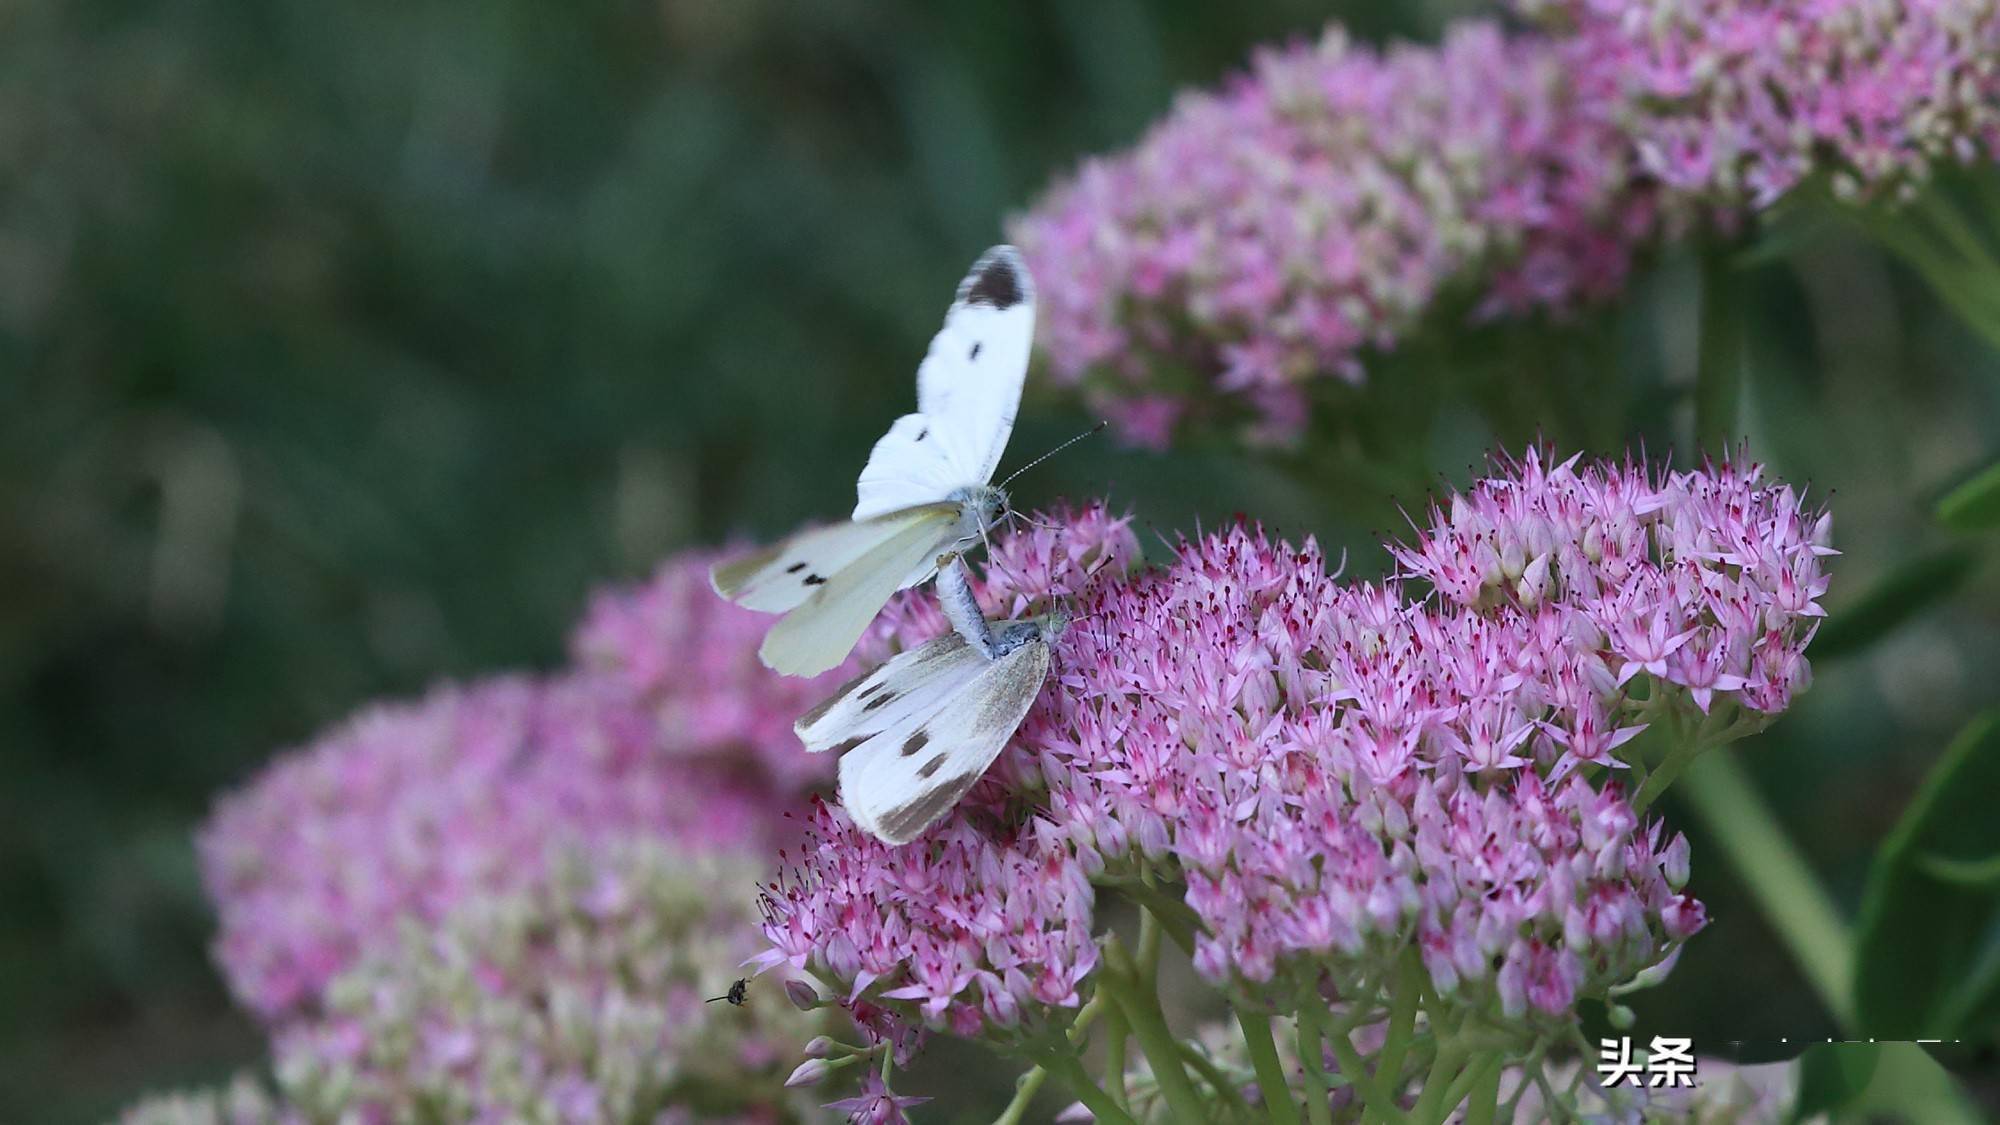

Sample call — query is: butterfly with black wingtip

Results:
[711,246,1036,678]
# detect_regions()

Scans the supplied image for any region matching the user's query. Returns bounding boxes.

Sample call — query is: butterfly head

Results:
[1040,605,1073,642]
[952,485,1009,547]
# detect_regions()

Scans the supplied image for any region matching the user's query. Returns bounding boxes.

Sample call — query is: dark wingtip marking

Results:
[917,756,944,778]
[882,772,978,840]
[803,574,827,586]
[796,667,874,731]
[965,256,1024,310]
[901,731,931,758]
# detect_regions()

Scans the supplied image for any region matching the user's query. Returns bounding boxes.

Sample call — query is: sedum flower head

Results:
[1520,0,2000,206]
[1011,22,1657,445]
[201,551,836,1022]
[1015,5,1998,447]
[762,455,1826,1050]
[274,836,827,1124]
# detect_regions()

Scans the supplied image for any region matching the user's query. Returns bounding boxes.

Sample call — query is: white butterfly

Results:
[711,246,1035,678]
[795,555,1065,845]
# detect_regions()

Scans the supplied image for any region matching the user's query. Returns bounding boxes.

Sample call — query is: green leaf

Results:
[1937,458,2000,531]
[1916,852,2000,888]
[1853,712,2000,1038]
[1810,544,1980,660]
[1789,1042,1881,1123]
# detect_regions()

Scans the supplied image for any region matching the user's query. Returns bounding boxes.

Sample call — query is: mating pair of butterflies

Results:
[710,246,1065,845]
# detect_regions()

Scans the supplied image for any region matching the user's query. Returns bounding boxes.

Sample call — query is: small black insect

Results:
[707,978,750,1006]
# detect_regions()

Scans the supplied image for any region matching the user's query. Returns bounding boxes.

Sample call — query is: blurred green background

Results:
[4,0,1999,1119]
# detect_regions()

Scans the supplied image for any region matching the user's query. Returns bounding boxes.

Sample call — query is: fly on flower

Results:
[794,554,1065,844]
[711,246,1036,677]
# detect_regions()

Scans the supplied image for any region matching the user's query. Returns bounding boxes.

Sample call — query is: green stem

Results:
[1105,1002,1131,1110]
[1312,1008,1405,1124]
[1631,737,1697,814]
[1912,189,2000,274]
[1849,205,2000,351]
[1375,948,1424,1093]
[1137,900,1164,992]
[1407,1019,1467,1124]
[1293,1007,1339,1125]
[1236,1009,1302,1125]
[1678,749,1856,1029]
[1029,1047,1141,1125]
[1101,938,1209,1125]
[1179,1040,1251,1117]
[1426,1054,1498,1125]
[1460,1056,1503,1125]
[993,1067,1047,1125]
[994,993,1104,1125]
[1695,245,1745,456]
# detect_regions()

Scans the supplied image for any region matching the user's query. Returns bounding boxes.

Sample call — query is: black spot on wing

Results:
[901,730,930,757]
[917,755,944,778]
[968,342,982,361]
[915,427,928,442]
[964,253,1024,310]
[785,562,807,574]
[862,691,896,713]
[858,682,885,700]
[803,574,827,586]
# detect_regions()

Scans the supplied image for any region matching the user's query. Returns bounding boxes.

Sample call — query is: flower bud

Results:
[785,978,824,1011]
[784,1059,830,1088]
[1662,894,1707,939]
[1661,832,1690,891]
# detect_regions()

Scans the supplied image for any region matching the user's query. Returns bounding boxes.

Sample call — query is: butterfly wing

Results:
[757,504,965,677]
[853,246,1035,521]
[710,511,944,614]
[795,630,984,751]
[839,635,1051,845]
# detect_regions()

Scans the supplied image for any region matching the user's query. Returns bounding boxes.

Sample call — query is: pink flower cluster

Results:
[761,453,1827,1038]
[758,503,1142,1041]
[124,840,829,1124]
[1010,21,1658,445]
[272,838,826,1125]
[761,804,1101,1039]
[1523,0,2000,206]
[1013,4,2000,445]
[200,552,839,1022]
[1392,449,1831,718]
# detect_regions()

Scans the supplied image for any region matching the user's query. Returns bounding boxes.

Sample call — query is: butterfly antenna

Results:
[998,421,1108,490]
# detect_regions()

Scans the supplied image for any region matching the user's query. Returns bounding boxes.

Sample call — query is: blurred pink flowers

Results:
[1524,0,2000,206]
[1013,22,1654,444]
[200,552,840,1021]
[271,838,827,1124]
[1014,4,2000,444]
